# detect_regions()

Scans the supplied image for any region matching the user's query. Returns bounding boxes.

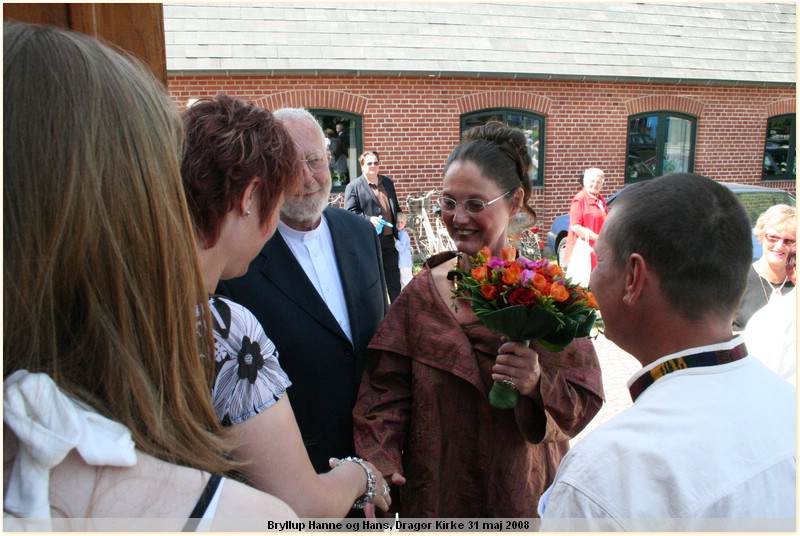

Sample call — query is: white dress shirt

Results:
[278,219,353,344]
[538,337,796,531]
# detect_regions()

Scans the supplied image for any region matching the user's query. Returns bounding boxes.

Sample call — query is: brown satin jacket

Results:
[353,252,605,518]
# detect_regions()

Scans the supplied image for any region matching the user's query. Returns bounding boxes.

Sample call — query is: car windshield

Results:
[735,191,796,227]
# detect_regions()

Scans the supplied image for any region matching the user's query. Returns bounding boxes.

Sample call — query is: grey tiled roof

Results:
[164,2,796,86]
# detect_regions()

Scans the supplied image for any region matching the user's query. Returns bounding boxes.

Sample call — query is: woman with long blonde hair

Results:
[3,21,295,528]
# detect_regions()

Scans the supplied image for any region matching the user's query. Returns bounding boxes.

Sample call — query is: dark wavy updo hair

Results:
[444,121,537,222]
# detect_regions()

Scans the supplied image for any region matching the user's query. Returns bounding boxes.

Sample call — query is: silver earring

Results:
[245,210,251,217]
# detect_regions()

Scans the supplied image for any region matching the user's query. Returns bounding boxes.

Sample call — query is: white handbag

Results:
[566,238,592,287]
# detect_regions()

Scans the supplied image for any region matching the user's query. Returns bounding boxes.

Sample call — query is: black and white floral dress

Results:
[208,295,291,427]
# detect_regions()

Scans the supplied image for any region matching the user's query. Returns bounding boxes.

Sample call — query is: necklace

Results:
[758,273,788,302]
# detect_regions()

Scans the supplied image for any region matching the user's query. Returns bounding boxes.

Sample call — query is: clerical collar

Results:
[627,340,748,402]
[278,218,323,242]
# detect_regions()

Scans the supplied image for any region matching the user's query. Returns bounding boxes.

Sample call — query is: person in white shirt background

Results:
[744,246,796,384]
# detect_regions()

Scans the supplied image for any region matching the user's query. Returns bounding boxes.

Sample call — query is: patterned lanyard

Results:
[628,343,748,402]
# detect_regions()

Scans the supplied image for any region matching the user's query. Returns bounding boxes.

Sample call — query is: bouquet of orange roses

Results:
[451,246,599,409]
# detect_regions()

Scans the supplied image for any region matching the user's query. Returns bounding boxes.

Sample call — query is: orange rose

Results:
[546,263,563,277]
[471,265,488,283]
[480,284,500,301]
[476,246,492,264]
[502,262,523,285]
[501,246,517,262]
[532,272,550,294]
[550,284,569,302]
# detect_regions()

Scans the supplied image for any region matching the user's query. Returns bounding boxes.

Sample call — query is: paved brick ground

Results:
[570,333,642,446]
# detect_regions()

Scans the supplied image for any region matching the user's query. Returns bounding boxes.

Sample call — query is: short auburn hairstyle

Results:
[181,94,301,248]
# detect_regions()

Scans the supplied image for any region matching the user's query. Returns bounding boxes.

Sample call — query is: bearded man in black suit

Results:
[218,108,389,476]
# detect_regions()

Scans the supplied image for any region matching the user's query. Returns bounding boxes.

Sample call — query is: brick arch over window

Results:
[766,99,796,117]
[625,95,705,117]
[254,90,368,115]
[454,91,552,116]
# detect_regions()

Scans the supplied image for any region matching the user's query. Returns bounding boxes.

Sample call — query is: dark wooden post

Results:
[3,3,167,85]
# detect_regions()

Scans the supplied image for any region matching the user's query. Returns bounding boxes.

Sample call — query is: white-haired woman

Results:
[564,167,608,268]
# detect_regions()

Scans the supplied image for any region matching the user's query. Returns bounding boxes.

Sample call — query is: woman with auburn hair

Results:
[3,22,295,527]
[181,95,392,518]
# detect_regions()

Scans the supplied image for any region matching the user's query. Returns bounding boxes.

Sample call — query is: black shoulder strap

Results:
[182,474,223,531]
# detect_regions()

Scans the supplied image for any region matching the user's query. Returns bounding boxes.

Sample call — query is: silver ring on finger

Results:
[382,484,390,496]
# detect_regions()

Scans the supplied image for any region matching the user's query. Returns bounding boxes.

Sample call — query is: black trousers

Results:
[379,233,401,302]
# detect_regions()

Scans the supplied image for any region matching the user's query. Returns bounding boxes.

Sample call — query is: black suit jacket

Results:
[217,207,389,472]
[344,174,402,239]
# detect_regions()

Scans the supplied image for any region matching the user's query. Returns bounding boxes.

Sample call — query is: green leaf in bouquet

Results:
[538,316,581,352]
[477,304,563,342]
[538,310,598,351]
[574,310,598,339]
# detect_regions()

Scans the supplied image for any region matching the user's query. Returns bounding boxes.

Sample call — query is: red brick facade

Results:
[168,75,795,232]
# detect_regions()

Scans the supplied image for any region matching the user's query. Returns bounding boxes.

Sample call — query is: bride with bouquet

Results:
[353,122,605,518]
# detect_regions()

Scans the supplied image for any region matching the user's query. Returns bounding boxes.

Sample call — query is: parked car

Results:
[547,182,796,266]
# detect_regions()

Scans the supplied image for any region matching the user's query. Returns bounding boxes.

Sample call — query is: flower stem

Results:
[489,381,519,409]
[488,338,529,409]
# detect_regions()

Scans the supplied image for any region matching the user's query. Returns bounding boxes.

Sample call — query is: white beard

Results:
[280,189,330,229]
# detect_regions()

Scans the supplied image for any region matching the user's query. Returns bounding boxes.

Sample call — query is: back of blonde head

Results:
[3,22,235,473]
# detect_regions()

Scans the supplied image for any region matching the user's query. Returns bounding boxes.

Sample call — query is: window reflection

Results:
[626,112,695,182]
[462,110,545,187]
[311,111,360,189]
[763,115,796,180]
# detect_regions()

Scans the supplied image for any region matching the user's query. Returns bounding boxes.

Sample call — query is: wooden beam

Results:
[3,3,167,84]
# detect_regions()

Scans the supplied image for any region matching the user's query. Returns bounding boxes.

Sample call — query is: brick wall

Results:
[168,75,795,235]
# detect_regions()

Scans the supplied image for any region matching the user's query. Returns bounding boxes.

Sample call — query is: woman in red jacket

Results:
[565,168,608,269]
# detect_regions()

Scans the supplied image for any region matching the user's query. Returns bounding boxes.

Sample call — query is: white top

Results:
[744,287,796,385]
[278,218,353,343]
[538,337,796,531]
[3,370,137,524]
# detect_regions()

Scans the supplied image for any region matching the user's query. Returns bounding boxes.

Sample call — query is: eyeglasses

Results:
[439,189,515,214]
[364,161,379,166]
[764,233,796,246]
[301,153,328,172]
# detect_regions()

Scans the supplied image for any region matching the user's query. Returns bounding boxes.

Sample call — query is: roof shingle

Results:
[164,2,796,86]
